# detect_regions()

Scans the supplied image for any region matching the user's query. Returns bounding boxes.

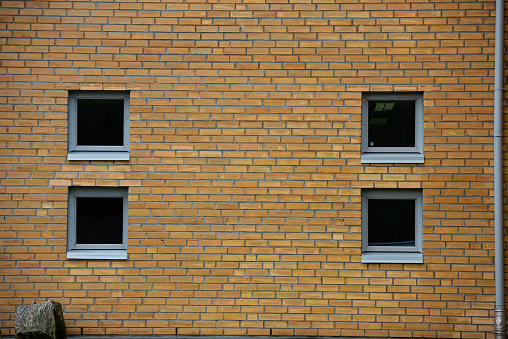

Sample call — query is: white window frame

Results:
[67,91,130,161]
[361,93,424,164]
[67,187,128,260]
[361,189,423,264]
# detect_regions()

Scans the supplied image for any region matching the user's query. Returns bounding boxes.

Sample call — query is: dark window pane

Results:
[77,99,124,146]
[368,100,415,147]
[76,197,123,244]
[368,199,415,247]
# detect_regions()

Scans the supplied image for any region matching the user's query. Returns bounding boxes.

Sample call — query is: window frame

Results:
[361,189,423,264]
[67,186,128,260]
[361,93,424,164]
[67,91,130,161]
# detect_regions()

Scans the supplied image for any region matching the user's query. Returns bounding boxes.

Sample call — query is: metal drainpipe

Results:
[494,0,506,338]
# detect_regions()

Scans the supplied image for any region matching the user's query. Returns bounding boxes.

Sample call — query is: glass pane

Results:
[77,98,124,146]
[76,197,123,245]
[368,199,415,247]
[368,100,415,147]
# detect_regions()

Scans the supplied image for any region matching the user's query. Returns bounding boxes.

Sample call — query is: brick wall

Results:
[0,0,506,338]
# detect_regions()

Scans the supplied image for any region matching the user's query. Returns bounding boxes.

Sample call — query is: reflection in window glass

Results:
[368,199,415,247]
[77,99,124,146]
[76,197,123,245]
[368,100,415,148]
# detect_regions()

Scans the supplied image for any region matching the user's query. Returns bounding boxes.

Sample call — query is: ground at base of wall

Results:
[4,337,447,339]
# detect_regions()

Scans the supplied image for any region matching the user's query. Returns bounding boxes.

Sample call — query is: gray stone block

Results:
[15,301,66,339]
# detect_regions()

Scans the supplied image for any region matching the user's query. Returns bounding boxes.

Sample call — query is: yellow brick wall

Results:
[0,0,506,338]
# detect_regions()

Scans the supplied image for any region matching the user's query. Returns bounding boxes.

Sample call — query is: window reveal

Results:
[361,93,424,164]
[67,187,128,260]
[361,189,423,264]
[67,91,130,161]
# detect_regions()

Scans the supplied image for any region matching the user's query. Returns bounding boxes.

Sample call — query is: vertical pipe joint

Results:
[495,309,506,339]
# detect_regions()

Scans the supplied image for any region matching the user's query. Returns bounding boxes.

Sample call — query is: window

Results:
[67,91,130,161]
[361,189,423,263]
[67,187,128,259]
[361,93,424,163]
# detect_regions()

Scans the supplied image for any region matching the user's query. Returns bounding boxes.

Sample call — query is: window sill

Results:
[66,250,127,260]
[67,152,130,161]
[361,153,424,164]
[361,252,423,264]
